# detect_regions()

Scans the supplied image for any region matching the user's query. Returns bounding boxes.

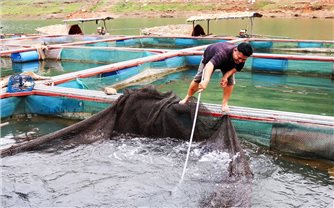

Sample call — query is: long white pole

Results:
[180,68,205,182]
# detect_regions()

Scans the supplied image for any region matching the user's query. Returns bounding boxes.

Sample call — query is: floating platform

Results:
[1,83,333,161]
[1,34,334,161]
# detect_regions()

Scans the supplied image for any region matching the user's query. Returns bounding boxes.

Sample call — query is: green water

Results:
[0,115,78,147]
[2,47,333,117]
[1,17,333,40]
[1,18,333,121]
[126,68,334,116]
[0,58,104,77]
[1,17,333,208]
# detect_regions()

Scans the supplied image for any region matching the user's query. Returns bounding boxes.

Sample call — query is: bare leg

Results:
[0,77,10,88]
[222,84,234,112]
[179,80,199,104]
[21,71,50,80]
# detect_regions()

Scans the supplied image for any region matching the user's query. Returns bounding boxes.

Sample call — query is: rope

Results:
[35,44,48,60]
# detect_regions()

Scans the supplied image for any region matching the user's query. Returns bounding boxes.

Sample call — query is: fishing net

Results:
[1,85,252,207]
[200,115,253,208]
[6,74,35,93]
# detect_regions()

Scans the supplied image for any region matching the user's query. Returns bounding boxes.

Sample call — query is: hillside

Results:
[1,0,333,20]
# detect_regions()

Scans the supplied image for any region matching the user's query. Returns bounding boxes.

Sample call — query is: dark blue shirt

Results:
[202,42,245,72]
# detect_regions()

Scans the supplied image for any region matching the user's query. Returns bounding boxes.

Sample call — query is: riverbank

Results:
[1,0,333,20]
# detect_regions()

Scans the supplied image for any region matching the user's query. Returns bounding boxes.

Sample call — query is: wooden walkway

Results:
[2,82,333,128]
[19,84,334,129]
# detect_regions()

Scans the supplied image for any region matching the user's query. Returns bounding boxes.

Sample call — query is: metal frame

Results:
[187,12,263,36]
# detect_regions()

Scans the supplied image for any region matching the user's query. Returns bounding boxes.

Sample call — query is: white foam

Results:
[199,151,231,163]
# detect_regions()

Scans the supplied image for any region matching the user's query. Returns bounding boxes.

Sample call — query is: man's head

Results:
[97,27,102,34]
[233,42,253,64]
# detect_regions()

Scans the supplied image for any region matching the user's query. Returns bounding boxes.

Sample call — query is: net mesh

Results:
[1,86,252,206]
[271,123,334,159]
[60,48,153,63]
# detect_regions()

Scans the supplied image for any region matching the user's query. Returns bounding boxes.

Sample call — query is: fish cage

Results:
[1,34,333,161]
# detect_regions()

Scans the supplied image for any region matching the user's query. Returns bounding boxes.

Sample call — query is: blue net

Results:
[6,74,35,93]
[0,97,22,118]
[60,48,154,63]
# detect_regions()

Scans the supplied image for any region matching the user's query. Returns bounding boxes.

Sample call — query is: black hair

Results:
[191,24,206,36]
[237,42,253,57]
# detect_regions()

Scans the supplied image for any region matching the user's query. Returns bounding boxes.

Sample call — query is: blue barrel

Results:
[175,38,198,46]
[11,51,39,63]
[185,55,202,66]
[298,42,323,48]
[252,58,288,72]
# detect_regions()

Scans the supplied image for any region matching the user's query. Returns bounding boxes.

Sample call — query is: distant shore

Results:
[11,9,334,21]
[5,10,332,22]
[2,0,333,20]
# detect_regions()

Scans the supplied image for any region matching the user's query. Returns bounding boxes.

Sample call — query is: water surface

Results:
[1,16,333,208]
[1,136,333,207]
[118,67,334,116]
[1,17,333,40]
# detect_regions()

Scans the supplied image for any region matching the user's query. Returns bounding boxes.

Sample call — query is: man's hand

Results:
[220,77,228,88]
[198,80,209,92]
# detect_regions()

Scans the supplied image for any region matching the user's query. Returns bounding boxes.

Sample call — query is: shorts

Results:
[193,58,235,85]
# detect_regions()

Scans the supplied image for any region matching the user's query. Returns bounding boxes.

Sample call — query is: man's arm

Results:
[220,68,237,88]
[198,61,214,92]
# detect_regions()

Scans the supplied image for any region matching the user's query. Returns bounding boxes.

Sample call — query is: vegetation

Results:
[251,1,275,10]
[112,2,211,13]
[0,0,332,19]
[0,0,82,17]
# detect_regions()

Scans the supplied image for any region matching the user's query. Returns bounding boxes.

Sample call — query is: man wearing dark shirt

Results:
[179,42,253,112]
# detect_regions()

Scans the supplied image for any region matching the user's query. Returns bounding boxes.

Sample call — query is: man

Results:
[179,42,253,112]
[97,27,106,35]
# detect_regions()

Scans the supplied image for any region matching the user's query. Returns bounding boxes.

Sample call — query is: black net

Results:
[200,115,253,208]
[1,86,252,207]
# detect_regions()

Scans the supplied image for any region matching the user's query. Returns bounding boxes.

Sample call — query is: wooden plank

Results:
[31,85,334,128]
